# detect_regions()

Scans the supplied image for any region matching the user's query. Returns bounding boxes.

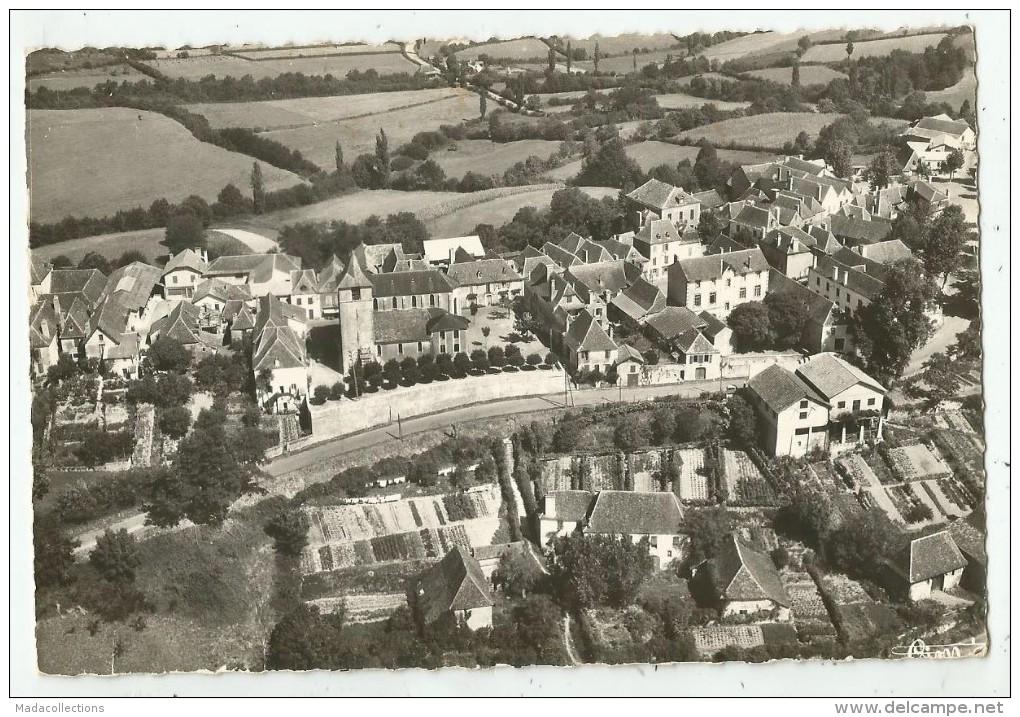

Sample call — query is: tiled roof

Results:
[915,116,972,138]
[627,178,698,211]
[909,180,949,205]
[446,258,522,286]
[566,261,636,298]
[370,269,456,298]
[747,364,827,414]
[103,332,140,361]
[252,295,306,371]
[543,490,596,522]
[795,352,886,399]
[732,203,774,230]
[948,517,986,567]
[229,304,256,331]
[193,277,253,304]
[610,278,665,322]
[781,155,827,176]
[712,534,791,607]
[828,215,893,244]
[564,310,617,353]
[205,253,301,283]
[373,308,433,344]
[853,239,913,265]
[903,531,968,583]
[764,226,817,255]
[635,218,684,247]
[47,269,107,306]
[616,344,645,365]
[162,248,208,276]
[89,296,130,342]
[101,261,161,313]
[585,490,684,536]
[56,297,91,339]
[705,235,751,255]
[150,301,201,344]
[692,189,727,209]
[205,254,267,276]
[598,238,645,262]
[29,301,58,349]
[676,329,716,354]
[674,248,769,283]
[811,254,886,300]
[290,269,319,294]
[645,306,705,341]
[806,227,841,254]
[415,546,493,624]
[767,269,837,325]
[30,256,52,285]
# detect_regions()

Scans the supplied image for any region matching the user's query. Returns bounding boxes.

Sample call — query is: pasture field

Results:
[453,38,551,62]
[27,108,303,224]
[576,49,684,75]
[552,33,682,57]
[801,33,948,63]
[260,92,479,168]
[431,139,563,179]
[697,29,849,63]
[31,227,168,265]
[926,72,977,112]
[678,112,905,150]
[624,141,773,172]
[27,65,149,92]
[674,72,733,86]
[745,65,847,86]
[188,87,468,131]
[656,92,750,111]
[233,43,402,60]
[27,48,123,75]
[144,52,418,80]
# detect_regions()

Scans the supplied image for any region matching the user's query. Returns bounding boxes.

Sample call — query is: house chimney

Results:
[40,320,50,339]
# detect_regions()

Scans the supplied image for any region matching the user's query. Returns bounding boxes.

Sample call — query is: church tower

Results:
[335,250,375,376]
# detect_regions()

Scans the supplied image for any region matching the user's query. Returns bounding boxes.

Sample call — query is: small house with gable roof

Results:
[411,546,494,631]
[703,534,792,620]
[892,531,968,602]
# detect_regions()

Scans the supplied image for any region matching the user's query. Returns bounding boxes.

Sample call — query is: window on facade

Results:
[852,399,861,412]
[398,344,404,355]
[709,292,717,304]
[411,295,418,307]
[826,282,831,292]
[816,277,821,286]
[800,400,808,408]
[724,302,730,311]
[373,299,379,310]
[753,285,761,297]
[649,536,658,548]
[694,295,701,307]
[837,401,846,408]
[835,288,841,298]
[172,276,178,284]
[858,299,863,308]
[739,287,746,298]
[868,398,876,406]
[376,345,381,357]
[726,279,732,287]
[430,294,437,307]
[799,411,808,420]
[834,338,845,352]
[352,288,361,300]
[391,297,397,309]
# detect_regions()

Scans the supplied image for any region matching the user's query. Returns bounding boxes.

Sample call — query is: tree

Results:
[34,516,79,588]
[470,349,489,373]
[694,142,731,191]
[453,351,473,375]
[919,205,969,287]
[942,148,965,180]
[214,183,250,216]
[613,415,649,452]
[267,604,347,671]
[566,41,572,73]
[251,161,265,214]
[697,210,724,243]
[593,41,601,75]
[684,506,735,564]
[478,90,487,119]
[763,292,809,349]
[116,249,148,268]
[791,62,800,87]
[89,528,140,583]
[158,405,192,439]
[650,406,677,446]
[853,259,938,380]
[147,336,191,374]
[726,394,758,448]
[264,509,311,557]
[77,252,111,275]
[375,129,390,188]
[526,352,542,367]
[552,412,583,453]
[493,548,542,599]
[547,47,556,74]
[920,352,961,411]
[726,301,775,352]
[824,139,854,179]
[950,322,981,361]
[866,150,899,189]
[334,141,345,172]
[383,358,402,386]
[165,212,206,254]
[548,533,655,609]
[574,137,643,190]
[487,345,505,368]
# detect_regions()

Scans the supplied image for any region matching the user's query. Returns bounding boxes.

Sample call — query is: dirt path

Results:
[562,613,581,665]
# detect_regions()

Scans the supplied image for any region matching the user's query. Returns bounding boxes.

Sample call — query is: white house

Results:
[705,534,792,620]
[162,248,208,299]
[893,531,968,602]
[423,235,486,267]
[667,248,770,320]
[252,294,308,413]
[582,490,686,570]
[539,490,597,543]
[412,546,494,631]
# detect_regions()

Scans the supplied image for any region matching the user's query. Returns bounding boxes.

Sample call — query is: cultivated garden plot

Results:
[692,625,765,656]
[884,444,953,482]
[675,448,710,502]
[782,570,837,643]
[836,453,883,490]
[300,485,501,574]
[722,448,777,506]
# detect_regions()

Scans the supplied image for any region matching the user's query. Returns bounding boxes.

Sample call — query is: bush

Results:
[526,353,542,366]
[330,381,345,400]
[158,405,192,440]
[312,385,330,405]
[471,349,490,372]
[488,346,505,368]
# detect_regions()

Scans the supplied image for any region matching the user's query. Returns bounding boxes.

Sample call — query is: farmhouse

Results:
[704,534,792,620]
[446,257,523,309]
[666,247,770,319]
[412,546,494,631]
[625,178,702,230]
[204,253,302,297]
[43,268,107,310]
[539,490,596,543]
[471,541,546,579]
[582,490,687,569]
[907,180,950,216]
[902,114,976,151]
[162,248,209,299]
[563,309,618,374]
[746,353,886,457]
[891,531,968,602]
[252,294,308,413]
[609,277,666,324]
[193,278,253,328]
[83,296,141,378]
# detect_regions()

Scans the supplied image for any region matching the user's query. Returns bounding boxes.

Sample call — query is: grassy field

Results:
[551,32,682,57]
[453,38,551,62]
[746,65,847,86]
[27,65,149,92]
[801,33,948,63]
[576,49,683,75]
[259,92,479,168]
[674,72,732,86]
[233,43,402,60]
[431,139,563,179]
[27,108,303,224]
[425,185,617,237]
[677,112,907,151]
[30,225,257,266]
[656,92,750,110]
[144,52,418,80]
[926,72,977,112]
[624,141,774,172]
[189,87,468,131]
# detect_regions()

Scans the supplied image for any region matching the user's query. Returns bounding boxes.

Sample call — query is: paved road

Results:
[265,378,733,480]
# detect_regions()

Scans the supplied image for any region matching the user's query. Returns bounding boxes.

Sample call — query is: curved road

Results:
[73,378,730,555]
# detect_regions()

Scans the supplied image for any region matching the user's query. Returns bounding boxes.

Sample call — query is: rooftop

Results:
[627,178,699,211]
[585,490,684,536]
[415,546,493,625]
[747,364,827,414]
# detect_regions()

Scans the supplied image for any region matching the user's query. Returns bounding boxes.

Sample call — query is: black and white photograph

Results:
[10,8,1011,705]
